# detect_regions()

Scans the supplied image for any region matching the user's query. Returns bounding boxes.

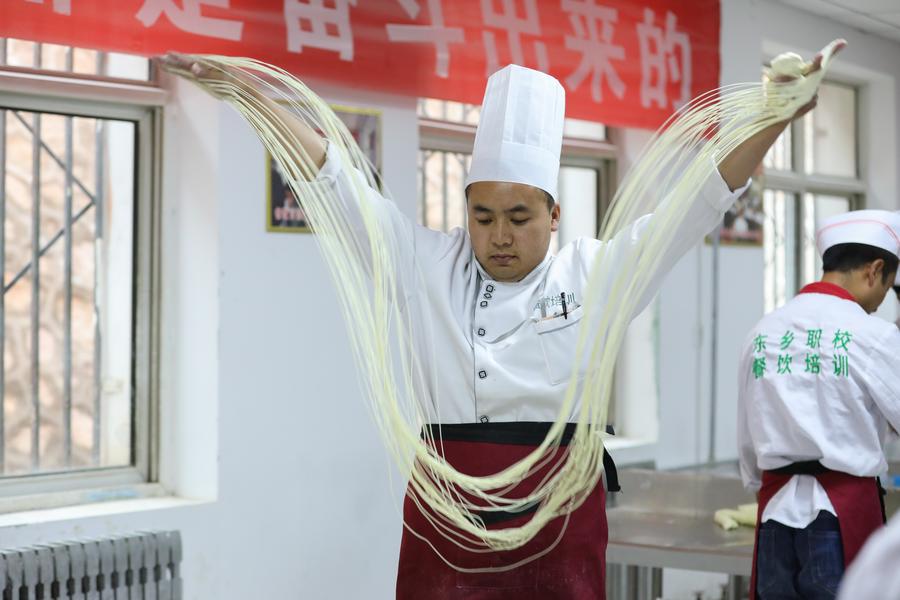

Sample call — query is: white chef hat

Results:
[816,210,900,261]
[465,64,565,202]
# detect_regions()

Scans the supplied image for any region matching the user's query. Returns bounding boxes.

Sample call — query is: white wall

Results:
[213,79,416,597]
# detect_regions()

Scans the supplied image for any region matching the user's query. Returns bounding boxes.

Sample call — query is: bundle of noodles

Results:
[162,39,843,570]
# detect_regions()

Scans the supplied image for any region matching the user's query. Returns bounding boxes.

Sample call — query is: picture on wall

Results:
[266,104,382,233]
[706,177,765,246]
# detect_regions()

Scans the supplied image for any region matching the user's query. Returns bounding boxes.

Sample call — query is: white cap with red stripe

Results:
[816,210,900,261]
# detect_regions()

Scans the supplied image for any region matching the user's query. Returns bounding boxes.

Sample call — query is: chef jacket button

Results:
[480,300,488,308]
[486,284,494,292]
[483,293,492,299]
[480,415,490,423]
[478,370,487,379]
[477,328,486,336]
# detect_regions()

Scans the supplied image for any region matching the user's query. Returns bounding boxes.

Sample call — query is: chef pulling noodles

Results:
[738,209,900,600]
[160,39,844,599]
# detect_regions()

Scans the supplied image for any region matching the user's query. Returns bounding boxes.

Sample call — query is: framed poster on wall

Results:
[706,178,765,247]
[266,104,382,233]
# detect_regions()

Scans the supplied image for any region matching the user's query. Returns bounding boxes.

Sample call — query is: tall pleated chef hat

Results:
[465,64,565,202]
[816,210,900,262]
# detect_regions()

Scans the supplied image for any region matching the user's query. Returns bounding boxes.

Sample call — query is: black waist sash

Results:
[421,422,620,525]
[769,461,887,522]
[769,460,830,476]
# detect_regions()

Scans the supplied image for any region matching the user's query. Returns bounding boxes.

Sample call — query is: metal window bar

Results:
[440,102,449,233]
[417,149,426,225]
[0,37,117,80]
[1,104,105,474]
[63,47,74,467]
[3,195,95,294]
[93,53,107,466]
[0,111,109,472]
[6,110,101,473]
[441,151,449,232]
[3,113,99,282]
[30,90,42,477]
[418,149,471,233]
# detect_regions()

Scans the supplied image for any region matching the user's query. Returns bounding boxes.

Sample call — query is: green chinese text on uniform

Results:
[753,334,767,353]
[832,330,852,352]
[752,357,766,379]
[780,331,795,350]
[777,354,792,375]
[806,329,822,349]
[833,353,849,377]
[804,353,821,374]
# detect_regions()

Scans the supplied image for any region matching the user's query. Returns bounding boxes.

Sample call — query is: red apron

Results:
[396,422,616,600]
[749,465,885,600]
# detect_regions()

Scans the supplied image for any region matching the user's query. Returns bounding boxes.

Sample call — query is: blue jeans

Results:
[756,511,845,600]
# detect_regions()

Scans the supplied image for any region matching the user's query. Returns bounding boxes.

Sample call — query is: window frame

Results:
[0,67,164,502]
[417,116,617,241]
[762,78,864,310]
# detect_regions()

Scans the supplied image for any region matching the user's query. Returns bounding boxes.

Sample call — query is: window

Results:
[0,38,153,82]
[417,99,614,250]
[0,39,162,499]
[762,80,863,311]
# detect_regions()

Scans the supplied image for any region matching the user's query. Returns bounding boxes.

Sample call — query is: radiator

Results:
[0,530,182,599]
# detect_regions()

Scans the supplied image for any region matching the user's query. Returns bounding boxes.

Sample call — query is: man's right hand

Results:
[157,52,252,100]
[157,51,327,173]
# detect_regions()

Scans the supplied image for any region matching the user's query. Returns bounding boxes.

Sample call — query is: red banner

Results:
[2,0,720,129]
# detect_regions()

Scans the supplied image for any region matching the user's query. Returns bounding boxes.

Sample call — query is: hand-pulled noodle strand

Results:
[166,40,841,571]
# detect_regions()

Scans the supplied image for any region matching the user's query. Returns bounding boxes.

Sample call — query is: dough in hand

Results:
[769,52,807,79]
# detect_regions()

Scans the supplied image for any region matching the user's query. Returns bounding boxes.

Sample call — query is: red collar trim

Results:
[798,282,856,302]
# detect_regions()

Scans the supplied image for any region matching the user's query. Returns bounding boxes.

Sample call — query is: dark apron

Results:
[396,422,619,600]
[749,461,886,600]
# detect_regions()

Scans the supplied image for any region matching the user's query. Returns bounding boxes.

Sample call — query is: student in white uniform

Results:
[162,50,829,599]
[738,210,900,600]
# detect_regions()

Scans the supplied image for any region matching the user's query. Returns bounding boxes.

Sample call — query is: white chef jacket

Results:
[314,143,747,424]
[838,511,900,599]
[738,284,900,528]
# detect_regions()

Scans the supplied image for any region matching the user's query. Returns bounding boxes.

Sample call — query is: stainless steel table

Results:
[606,468,755,600]
[605,466,900,600]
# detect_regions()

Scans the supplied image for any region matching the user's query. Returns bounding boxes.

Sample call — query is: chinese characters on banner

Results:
[2,0,720,129]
